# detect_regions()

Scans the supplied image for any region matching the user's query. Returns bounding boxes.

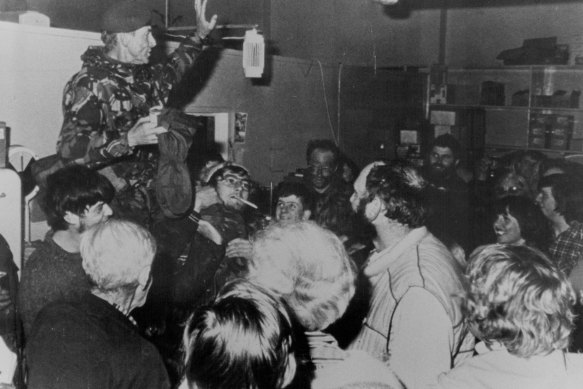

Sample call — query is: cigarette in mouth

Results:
[233,196,258,209]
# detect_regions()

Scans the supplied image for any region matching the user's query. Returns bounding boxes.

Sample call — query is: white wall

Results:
[0,22,101,158]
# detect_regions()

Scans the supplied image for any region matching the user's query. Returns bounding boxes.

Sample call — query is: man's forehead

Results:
[278,195,302,204]
[84,201,105,212]
[222,172,248,181]
[431,146,454,156]
[309,149,335,164]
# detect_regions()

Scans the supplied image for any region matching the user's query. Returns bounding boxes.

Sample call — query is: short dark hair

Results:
[100,31,118,52]
[492,195,552,251]
[275,181,314,213]
[430,134,462,161]
[366,162,428,228]
[538,173,583,223]
[182,280,295,389]
[43,165,115,231]
[306,139,339,165]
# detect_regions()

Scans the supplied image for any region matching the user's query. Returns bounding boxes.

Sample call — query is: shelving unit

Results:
[430,66,583,157]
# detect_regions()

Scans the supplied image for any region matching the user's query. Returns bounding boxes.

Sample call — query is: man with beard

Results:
[422,134,471,252]
[19,165,115,336]
[346,161,474,389]
[304,140,354,240]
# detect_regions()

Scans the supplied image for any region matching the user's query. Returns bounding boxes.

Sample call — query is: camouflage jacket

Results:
[55,41,204,224]
[56,40,203,179]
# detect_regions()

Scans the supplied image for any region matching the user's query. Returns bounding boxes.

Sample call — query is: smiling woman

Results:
[490,195,552,252]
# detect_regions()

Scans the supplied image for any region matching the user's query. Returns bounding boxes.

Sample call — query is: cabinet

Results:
[429,66,583,155]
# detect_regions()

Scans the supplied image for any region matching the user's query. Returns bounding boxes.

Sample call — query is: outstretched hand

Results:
[225,238,253,260]
[195,0,218,40]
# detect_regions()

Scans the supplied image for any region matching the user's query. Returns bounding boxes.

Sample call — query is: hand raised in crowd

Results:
[194,0,218,40]
[225,238,253,260]
[127,117,167,147]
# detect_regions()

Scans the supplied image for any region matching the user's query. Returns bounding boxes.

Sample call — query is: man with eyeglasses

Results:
[173,163,251,311]
[304,140,355,241]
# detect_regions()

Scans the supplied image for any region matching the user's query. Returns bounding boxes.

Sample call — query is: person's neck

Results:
[374,220,411,251]
[52,228,82,253]
[105,47,133,65]
[552,215,570,236]
[92,289,135,317]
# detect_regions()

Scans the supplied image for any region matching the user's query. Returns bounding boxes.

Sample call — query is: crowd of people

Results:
[1,0,583,388]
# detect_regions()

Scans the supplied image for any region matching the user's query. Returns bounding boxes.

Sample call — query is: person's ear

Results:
[63,211,80,227]
[118,32,130,47]
[301,210,311,221]
[455,158,460,167]
[281,353,297,388]
[365,196,384,222]
[137,267,151,291]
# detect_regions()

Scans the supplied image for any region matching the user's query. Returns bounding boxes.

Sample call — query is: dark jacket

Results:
[26,293,170,389]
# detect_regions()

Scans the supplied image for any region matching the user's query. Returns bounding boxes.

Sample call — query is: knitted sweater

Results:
[19,234,91,336]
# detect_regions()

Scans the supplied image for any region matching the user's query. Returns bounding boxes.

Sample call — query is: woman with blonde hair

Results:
[435,244,583,389]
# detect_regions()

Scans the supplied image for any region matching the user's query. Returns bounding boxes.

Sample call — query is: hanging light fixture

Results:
[242,28,265,78]
[372,0,399,4]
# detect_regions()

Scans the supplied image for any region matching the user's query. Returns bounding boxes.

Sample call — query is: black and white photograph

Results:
[1,0,583,388]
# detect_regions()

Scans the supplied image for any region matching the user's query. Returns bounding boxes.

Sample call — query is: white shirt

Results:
[433,342,583,389]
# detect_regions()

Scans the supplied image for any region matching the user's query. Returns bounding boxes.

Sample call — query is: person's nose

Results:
[148,33,156,48]
[103,203,113,217]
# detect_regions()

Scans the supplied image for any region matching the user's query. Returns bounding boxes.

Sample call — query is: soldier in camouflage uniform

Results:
[56,0,217,227]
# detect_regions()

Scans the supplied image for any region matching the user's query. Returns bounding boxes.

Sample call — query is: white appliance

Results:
[0,169,22,275]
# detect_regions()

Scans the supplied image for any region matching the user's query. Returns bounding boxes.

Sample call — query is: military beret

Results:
[101,0,154,33]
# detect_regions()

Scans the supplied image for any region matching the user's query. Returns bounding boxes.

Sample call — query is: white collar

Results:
[364,226,428,277]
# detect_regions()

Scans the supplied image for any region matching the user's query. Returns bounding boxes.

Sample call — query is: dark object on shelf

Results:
[480,81,505,106]
[511,90,530,106]
[532,90,581,108]
[551,90,581,108]
[497,37,569,65]
[532,95,553,107]
[528,112,574,150]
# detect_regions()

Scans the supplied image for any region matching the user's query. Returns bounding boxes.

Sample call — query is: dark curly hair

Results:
[366,162,428,228]
[491,195,553,252]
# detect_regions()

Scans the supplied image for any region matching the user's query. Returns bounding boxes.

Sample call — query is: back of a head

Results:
[366,162,428,228]
[43,165,115,231]
[81,219,156,293]
[494,169,530,199]
[249,221,356,331]
[465,244,576,358]
[182,280,296,389]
